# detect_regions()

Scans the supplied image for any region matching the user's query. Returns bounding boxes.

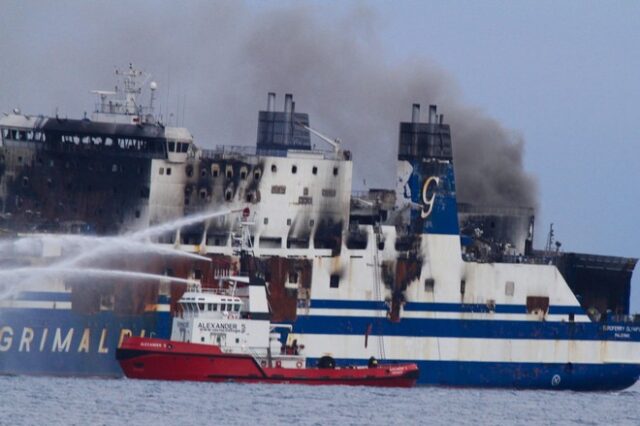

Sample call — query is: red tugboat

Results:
[116,209,418,387]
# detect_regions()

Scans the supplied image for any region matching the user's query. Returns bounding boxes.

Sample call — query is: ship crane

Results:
[296,121,341,155]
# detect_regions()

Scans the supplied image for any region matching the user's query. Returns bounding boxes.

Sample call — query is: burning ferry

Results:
[0,66,638,389]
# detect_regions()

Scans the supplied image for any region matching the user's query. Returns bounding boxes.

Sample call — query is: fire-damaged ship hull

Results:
[0,72,639,389]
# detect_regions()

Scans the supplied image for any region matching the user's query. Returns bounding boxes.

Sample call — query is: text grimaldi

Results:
[0,326,146,353]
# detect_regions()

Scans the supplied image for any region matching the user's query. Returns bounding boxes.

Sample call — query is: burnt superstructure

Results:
[0,65,193,234]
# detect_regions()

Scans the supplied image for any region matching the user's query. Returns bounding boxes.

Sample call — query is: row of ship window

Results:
[2,128,47,142]
[9,154,145,176]
[425,278,517,298]
[159,164,339,178]
[273,164,339,176]
[181,302,241,312]
[167,141,190,153]
[1,128,162,152]
[263,218,318,226]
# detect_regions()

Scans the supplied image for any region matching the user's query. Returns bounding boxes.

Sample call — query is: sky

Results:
[1,0,638,309]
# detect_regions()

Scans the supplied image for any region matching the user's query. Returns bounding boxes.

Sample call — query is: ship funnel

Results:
[428,105,437,124]
[284,94,293,114]
[267,92,276,112]
[256,92,311,152]
[412,104,420,123]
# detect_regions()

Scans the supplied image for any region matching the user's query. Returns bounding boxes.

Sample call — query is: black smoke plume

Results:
[0,2,537,209]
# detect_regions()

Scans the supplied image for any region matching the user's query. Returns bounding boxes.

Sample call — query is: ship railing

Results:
[462,252,558,266]
[200,287,235,296]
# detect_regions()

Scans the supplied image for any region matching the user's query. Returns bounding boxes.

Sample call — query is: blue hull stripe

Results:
[293,315,640,341]
[307,357,640,390]
[309,299,585,316]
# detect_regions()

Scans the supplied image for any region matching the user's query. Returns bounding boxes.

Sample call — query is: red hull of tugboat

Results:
[116,337,418,388]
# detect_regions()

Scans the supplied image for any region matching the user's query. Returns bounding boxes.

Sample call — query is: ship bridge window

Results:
[234,304,240,312]
[212,304,218,311]
[227,304,232,311]
[198,303,205,311]
[168,141,176,152]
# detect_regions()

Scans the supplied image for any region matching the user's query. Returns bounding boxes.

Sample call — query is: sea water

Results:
[0,376,638,425]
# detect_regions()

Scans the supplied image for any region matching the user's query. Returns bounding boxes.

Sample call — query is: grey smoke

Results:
[0,1,537,209]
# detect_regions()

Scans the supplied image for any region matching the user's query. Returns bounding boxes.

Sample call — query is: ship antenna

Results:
[149,81,158,113]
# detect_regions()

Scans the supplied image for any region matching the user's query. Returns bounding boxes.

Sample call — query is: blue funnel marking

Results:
[407,160,459,235]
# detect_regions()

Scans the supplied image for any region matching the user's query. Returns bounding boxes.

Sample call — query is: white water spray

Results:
[0,208,240,300]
